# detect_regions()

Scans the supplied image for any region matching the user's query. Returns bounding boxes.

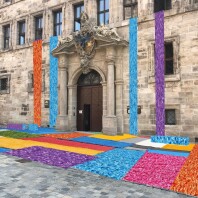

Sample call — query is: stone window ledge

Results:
[148,74,181,84]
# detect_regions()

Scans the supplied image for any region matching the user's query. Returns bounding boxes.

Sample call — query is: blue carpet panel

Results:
[0,148,10,152]
[75,148,145,180]
[11,127,60,134]
[71,137,133,148]
[147,149,189,157]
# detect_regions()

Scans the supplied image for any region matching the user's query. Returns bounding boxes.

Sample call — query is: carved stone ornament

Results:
[57,12,122,74]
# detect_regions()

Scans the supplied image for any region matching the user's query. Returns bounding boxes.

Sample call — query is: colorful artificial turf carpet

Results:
[170,145,198,197]
[123,152,187,189]
[0,137,102,155]
[120,137,148,144]
[135,139,166,148]
[0,131,39,139]
[163,143,195,152]
[6,146,96,168]
[13,127,59,134]
[43,132,91,139]
[23,137,114,151]
[0,148,10,152]
[75,148,145,180]
[71,137,133,148]
[90,134,136,141]
[147,149,189,157]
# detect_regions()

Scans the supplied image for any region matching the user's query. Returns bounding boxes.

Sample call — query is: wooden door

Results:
[77,85,102,132]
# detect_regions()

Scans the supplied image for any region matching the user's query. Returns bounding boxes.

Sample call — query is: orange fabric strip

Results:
[33,40,42,126]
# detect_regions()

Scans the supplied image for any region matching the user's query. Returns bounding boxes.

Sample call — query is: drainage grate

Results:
[16,159,32,163]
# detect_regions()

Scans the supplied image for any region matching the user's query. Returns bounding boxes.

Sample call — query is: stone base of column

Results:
[102,116,118,135]
[56,115,69,131]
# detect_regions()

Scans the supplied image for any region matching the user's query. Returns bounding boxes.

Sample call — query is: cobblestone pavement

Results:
[0,154,192,198]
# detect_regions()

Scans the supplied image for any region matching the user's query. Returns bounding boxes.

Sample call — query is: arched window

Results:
[77,70,102,86]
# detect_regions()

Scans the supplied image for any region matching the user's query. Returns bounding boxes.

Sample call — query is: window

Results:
[165,109,176,125]
[27,70,45,93]
[18,21,25,45]
[165,42,174,75]
[74,3,84,31]
[97,0,109,26]
[123,0,138,19]
[154,0,171,13]
[0,74,10,94]
[53,10,62,36]
[35,16,43,40]
[3,25,10,49]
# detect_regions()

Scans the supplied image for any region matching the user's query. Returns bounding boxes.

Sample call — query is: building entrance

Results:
[77,70,102,132]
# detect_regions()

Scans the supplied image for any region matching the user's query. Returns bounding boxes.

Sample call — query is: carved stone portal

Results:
[57,12,122,74]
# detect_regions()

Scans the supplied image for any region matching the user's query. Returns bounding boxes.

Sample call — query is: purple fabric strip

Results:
[155,11,165,136]
[6,146,96,168]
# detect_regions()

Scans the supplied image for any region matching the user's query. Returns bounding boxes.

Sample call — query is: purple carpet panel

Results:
[155,11,165,136]
[6,146,96,168]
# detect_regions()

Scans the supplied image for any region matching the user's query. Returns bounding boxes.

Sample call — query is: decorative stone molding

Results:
[53,12,127,74]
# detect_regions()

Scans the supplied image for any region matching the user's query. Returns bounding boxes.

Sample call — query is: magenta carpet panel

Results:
[123,152,186,189]
[6,146,96,168]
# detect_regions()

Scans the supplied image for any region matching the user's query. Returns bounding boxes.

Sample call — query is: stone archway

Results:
[67,67,106,132]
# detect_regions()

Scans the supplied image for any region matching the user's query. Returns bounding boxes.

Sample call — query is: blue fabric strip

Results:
[129,18,138,135]
[49,36,58,128]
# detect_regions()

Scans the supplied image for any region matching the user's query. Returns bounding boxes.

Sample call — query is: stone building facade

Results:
[0,0,198,140]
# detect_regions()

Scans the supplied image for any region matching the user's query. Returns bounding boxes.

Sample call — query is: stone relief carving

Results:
[57,12,122,74]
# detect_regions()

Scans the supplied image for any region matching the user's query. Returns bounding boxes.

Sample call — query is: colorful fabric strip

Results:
[129,18,138,135]
[33,40,42,126]
[155,11,165,136]
[49,36,58,127]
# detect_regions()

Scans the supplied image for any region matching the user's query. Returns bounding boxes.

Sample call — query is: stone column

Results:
[68,85,77,131]
[103,46,118,135]
[115,80,124,134]
[56,54,69,131]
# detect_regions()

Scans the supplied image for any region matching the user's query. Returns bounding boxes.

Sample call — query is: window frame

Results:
[53,9,62,36]
[97,0,109,26]
[3,24,10,49]
[165,109,176,125]
[18,20,25,45]
[74,2,84,32]
[0,74,11,94]
[148,36,180,83]
[27,70,45,93]
[164,42,174,75]
[123,0,138,20]
[154,0,172,13]
[35,15,43,40]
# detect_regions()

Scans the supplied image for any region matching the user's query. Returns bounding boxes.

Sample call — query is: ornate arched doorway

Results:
[77,70,102,131]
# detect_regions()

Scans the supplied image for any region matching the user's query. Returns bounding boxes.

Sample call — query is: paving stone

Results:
[0,155,192,198]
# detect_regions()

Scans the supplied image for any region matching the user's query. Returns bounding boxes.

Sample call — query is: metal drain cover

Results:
[16,159,32,163]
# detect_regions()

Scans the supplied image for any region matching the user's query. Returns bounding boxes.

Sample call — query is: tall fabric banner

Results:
[129,18,138,135]
[33,40,42,126]
[155,11,165,136]
[49,36,58,127]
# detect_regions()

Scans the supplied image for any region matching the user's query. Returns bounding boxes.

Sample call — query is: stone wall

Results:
[0,0,197,140]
